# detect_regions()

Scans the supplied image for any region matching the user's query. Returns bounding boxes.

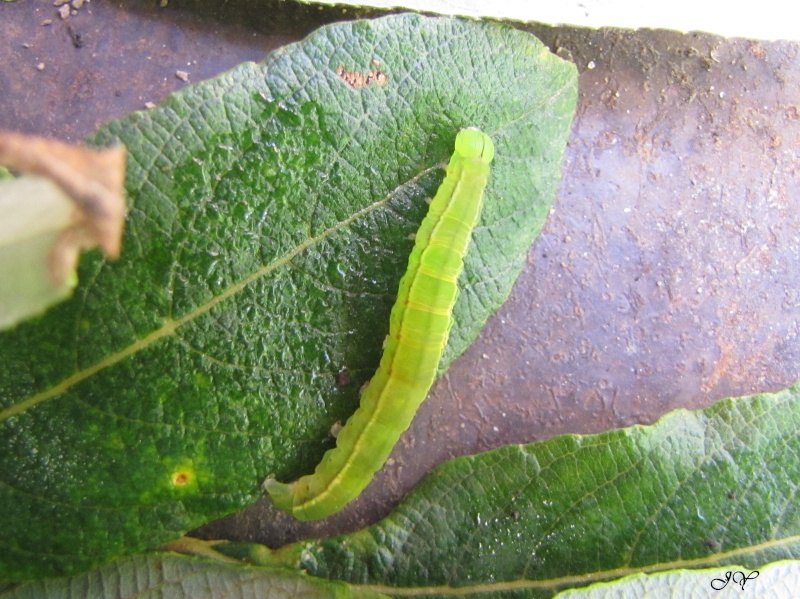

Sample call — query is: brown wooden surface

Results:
[3,0,799,546]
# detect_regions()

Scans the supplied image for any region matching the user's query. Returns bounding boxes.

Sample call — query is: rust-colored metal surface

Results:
[3,2,800,546]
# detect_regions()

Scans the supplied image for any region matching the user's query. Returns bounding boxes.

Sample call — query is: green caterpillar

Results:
[265,128,494,520]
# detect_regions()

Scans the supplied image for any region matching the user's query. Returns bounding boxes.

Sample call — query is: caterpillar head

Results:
[455,128,494,164]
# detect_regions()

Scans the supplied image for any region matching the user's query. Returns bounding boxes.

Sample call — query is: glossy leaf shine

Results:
[0,15,577,579]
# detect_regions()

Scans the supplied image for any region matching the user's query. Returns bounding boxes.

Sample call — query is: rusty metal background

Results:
[3,0,800,546]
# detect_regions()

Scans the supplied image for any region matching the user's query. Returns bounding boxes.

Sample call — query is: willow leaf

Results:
[238,387,800,597]
[0,14,577,580]
[1,553,389,599]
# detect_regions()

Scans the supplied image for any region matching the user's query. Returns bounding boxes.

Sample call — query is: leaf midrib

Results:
[355,534,800,597]
[1,72,577,423]
[0,168,435,423]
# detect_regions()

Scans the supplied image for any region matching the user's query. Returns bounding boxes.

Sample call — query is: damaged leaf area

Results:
[0,131,126,329]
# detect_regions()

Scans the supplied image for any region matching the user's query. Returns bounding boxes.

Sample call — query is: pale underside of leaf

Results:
[0,131,126,330]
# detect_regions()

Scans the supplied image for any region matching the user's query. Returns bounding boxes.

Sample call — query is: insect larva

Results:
[265,128,494,520]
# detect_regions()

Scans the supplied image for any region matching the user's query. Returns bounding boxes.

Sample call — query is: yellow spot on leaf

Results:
[171,469,193,487]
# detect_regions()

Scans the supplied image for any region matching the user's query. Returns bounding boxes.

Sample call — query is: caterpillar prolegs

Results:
[265,128,494,520]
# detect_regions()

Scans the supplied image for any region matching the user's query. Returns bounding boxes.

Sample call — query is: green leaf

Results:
[236,387,800,597]
[0,14,577,580]
[1,553,390,599]
[0,176,78,329]
[554,560,795,598]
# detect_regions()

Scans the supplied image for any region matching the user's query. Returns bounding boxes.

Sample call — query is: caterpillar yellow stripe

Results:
[265,128,494,520]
